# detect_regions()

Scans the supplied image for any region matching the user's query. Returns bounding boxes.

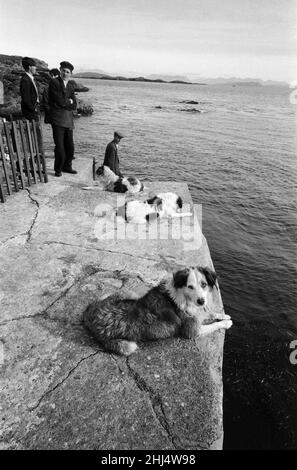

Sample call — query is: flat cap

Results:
[60,61,74,72]
[22,57,36,68]
[114,131,124,139]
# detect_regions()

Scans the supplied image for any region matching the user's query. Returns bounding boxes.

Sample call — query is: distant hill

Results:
[73,72,112,79]
[188,75,289,87]
[147,73,190,82]
[73,70,288,87]
[73,72,195,85]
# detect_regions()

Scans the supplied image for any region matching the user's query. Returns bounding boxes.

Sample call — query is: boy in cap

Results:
[48,60,77,176]
[103,131,124,177]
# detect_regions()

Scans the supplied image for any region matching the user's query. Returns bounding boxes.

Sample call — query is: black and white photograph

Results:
[0,0,296,453]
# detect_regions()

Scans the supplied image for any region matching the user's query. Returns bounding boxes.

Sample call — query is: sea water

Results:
[42,79,297,449]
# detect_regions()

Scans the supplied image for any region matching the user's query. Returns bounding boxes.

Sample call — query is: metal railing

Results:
[0,118,48,202]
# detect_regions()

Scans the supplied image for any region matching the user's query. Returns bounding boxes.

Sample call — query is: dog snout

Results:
[197,298,205,306]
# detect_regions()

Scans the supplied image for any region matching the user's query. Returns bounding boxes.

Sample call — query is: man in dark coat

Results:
[42,68,60,124]
[103,131,124,177]
[20,57,40,121]
[48,61,77,177]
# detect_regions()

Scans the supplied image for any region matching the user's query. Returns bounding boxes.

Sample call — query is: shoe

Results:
[63,168,77,174]
[54,172,62,177]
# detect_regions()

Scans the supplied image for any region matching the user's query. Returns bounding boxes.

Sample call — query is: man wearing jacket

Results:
[42,68,60,124]
[103,131,124,177]
[48,61,77,176]
[20,57,40,121]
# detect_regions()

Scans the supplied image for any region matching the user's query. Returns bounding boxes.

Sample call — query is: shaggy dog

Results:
[106,192,192,223]
[82,160,144,193]
[83,266,232,355]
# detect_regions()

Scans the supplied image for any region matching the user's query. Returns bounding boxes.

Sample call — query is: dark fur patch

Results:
[146,196,163,212]
[145,212,160,222]
[176,196,183,208]
[96,165,104,176]
[113,179,128,193]
[146,195,159,205]
[127,176,138,186]
[173,268,190,288]
[198,267,217,288]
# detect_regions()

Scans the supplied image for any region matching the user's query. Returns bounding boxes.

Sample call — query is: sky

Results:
[1,0,296,82]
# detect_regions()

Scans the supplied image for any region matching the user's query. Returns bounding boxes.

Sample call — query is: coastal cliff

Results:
[0,54,93,117]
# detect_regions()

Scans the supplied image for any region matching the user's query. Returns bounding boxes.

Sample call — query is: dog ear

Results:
[96,165,104,176]
[146,196,163,210]
[176,196,183,208]
[146,195,159,205]
[173,268,190,288]
[198,267,217,288]
[154,197,163,211]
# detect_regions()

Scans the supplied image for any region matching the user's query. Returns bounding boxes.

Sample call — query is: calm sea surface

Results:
[43,79,297,449]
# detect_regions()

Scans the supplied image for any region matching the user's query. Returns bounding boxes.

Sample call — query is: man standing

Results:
[48,61,77,176]
[20,57,40,121]
[42,68,60,124]
[103,131,124,177]
[20,56,43,151]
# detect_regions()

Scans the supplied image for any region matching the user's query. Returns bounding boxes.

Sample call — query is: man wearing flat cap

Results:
[20,57,40,121]
[48,60,77,176]
[20,56,44,150]
[103,131,124,177]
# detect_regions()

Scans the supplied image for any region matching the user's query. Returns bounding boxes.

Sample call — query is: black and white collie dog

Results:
[83,266,232,356]
[102,192,192,223]
[85,159,144,193]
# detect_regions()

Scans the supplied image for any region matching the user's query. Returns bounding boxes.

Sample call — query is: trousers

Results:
[52,125,74,173]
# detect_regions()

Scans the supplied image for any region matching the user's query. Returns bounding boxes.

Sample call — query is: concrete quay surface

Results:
[0,156,226,450]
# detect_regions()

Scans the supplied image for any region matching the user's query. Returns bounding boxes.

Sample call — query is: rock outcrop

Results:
[0,54,93,117]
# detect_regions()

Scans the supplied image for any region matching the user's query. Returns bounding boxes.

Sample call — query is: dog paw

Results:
[214,312,231,321]
[120,341,138,356]
[222,319,233,329]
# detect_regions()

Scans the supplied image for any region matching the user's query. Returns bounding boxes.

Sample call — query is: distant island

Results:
[73,70,289,87]
[72,72,207,86]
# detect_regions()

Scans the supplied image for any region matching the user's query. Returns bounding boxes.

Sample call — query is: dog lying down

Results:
[95,192,193,223]
[83,266,232,356]
[82,162,144,193]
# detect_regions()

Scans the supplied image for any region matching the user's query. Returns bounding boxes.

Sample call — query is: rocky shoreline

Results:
[0,54,93,118]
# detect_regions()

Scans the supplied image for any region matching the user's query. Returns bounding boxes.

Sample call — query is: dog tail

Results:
[102,339,139,356]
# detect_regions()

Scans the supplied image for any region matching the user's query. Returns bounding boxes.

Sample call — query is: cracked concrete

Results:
[0,156,225,449]
[25,189,40,243]
[125,358,177,449]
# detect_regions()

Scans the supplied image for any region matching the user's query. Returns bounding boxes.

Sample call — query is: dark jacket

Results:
[103,141,123,177]
[20,73,39,120]
[48,77,77,128]
[41,85,51,123]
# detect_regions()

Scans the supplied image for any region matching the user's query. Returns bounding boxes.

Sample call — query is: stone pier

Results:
[0,156,226,450]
